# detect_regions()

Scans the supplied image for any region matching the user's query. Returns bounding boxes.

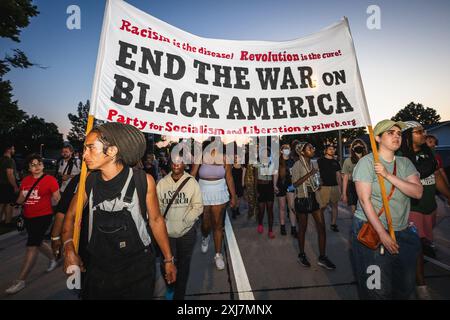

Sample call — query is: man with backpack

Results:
[56,144,81,192]
[61,123,176,299]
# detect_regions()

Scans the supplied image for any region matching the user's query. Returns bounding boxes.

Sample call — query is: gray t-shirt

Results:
[342,158,357,180]
[353,153,418,231]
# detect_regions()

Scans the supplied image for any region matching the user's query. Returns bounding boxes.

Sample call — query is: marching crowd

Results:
[0,119,449,300]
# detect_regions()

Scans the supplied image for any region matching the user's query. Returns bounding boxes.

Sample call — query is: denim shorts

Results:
[351,217,420,300]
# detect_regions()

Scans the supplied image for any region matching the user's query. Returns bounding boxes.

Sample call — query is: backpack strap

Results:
[123,175,135,204]
[54,158,62,177]
[132,167,149,223]
[132,167,156,249]
[23,174,47,204]
[66,158,74,175]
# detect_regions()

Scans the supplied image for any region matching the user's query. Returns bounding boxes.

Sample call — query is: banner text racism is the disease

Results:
[90,0,371,137]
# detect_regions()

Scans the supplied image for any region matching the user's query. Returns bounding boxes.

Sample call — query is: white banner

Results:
[90,0,371,137]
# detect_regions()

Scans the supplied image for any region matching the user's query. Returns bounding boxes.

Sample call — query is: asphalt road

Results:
[1,197,449,300]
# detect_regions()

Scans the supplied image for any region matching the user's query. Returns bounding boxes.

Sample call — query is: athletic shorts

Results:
[25,214,53,247]
[318,185,340,208]
[257,183,274,203]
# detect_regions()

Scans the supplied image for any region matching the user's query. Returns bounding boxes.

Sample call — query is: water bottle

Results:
[408,222,418,234]
[311,159,321,188]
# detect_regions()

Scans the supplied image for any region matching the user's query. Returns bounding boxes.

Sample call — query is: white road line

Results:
[424,256,450,272]
[224,210,255,300]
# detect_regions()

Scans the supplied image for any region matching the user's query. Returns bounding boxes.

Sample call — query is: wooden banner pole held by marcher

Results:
[73,115,94,252]
[367,125,396,242]
[343,16,397,244]
[72,0,111,252]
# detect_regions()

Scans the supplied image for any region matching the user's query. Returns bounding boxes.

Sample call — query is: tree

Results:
[0,0,39,140]
[67,100,90,151]
[0,78,28,137]
[12,116,64,155]
[342,127,367,143]
[0,0,39,42]
[67,100,104,151]
[391,102,441,125]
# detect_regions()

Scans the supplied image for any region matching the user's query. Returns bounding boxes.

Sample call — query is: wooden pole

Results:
[343,17,396,243]
[73,115,95,252]
[367,125,396,241]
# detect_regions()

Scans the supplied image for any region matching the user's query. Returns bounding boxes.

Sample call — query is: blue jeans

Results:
[351,217,420,300]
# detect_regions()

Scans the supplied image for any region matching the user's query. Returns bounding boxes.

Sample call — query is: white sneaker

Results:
[201,235,210,254]
[46,259,58,272]
[5,280,25,295]
[416,285,432,300]
[214,253,225,270]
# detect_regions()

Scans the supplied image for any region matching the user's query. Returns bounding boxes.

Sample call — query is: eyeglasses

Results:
[30,162,43,167]
[413,129,426,135]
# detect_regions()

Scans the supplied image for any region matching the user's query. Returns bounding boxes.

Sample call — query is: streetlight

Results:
[40,144,44,157]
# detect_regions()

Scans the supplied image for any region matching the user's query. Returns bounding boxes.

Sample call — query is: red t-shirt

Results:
[20,175,59,218]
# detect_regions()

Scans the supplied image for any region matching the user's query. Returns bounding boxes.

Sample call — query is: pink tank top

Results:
[199,164,225,179]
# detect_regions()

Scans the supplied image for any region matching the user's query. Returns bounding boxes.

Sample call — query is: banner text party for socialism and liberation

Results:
[90,0,371,137]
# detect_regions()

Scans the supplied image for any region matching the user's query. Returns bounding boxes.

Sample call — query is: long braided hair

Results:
[400,128,437,179]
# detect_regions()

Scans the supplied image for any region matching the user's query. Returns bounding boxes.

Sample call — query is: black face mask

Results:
[353,146,364,154]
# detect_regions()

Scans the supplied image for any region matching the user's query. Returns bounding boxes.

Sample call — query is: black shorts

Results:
[25,214,53,247]
[276,179,295,197]
[0,184,16,204]
[234,183,244,198]
[295,192,320,214]
[257,183,274,203]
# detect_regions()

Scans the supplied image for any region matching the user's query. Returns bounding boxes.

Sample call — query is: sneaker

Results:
[214,253,225,270]
[291,226,298,238]
[318,255,336,270]
[201,235,210,254]
[416,285,432,300]
[46,259,58,272]
[330,224,339,232]
[280,225,287,236]
[257,224,264,234]
[5,280,25,295]
[268,231,275,239]
[297,253,311,267]
[165,286,175,300]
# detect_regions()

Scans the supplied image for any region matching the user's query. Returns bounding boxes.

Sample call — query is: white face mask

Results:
[282,149,291,156]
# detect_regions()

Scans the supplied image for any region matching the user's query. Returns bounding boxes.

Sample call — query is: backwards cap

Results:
[95,122,146,166]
